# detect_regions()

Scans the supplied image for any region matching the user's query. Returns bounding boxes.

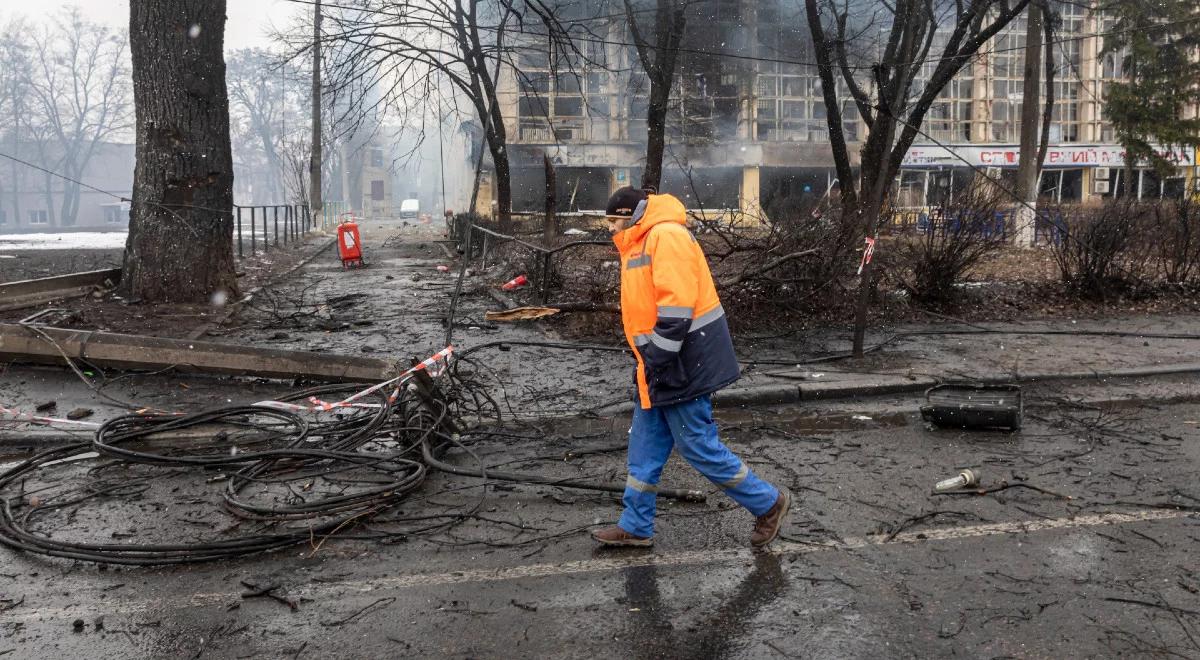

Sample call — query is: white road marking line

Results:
[6,508,1192,621]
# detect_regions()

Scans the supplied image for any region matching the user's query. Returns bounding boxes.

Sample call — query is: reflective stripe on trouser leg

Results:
[617,405,675,538]
[663,395,779,517]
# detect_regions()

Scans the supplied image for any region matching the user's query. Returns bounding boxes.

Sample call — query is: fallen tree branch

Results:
[484,302,621,322]
[320,597,397,627]
[720,249,819,287]
[1104,597,1200,618]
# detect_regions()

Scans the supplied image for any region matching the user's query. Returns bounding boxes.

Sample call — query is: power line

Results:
[0,149,237,221]
[0,150,130,204]
[277,0,1200,74]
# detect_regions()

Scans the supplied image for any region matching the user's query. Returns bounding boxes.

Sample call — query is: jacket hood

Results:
[613,194,687,252]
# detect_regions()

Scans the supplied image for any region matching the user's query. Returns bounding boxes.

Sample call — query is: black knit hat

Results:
[605,186,648,217]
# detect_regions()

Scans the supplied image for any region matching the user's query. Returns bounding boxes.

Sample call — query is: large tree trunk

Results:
[642,81,670,191]
[626,0,684,193]
[1013,3,1043,247]
[848,98,899,358]
[308,0,322,227]
[491,141,512,232]
[42,168,54,228]
[543,152,557,243]
[122,0,237,303]
[60,172,80,226]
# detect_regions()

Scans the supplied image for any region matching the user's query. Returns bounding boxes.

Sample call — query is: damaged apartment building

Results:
[478,0,1197,220]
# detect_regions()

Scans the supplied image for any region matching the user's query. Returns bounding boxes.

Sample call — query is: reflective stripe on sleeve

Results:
[626,475,659,493]
[649,332,683,352]
[689,304,725,332]
[719,463,749,489]
[657,305,694,319]
[634,333,651,347]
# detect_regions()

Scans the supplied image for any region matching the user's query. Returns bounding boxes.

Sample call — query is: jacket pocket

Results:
[640,348,689,392]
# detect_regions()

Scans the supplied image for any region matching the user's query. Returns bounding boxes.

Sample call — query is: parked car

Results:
[400,199,420,220]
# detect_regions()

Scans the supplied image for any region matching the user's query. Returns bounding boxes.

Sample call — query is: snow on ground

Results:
[0,232,128,251]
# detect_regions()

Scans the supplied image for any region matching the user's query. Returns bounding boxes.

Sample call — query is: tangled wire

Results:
[0,349,703,565]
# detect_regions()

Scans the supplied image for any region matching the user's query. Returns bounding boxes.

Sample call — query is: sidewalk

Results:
[199,225,1200,415]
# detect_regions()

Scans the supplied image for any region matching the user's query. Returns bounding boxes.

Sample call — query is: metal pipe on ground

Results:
[0,323,394,382]
[0,269,122,312]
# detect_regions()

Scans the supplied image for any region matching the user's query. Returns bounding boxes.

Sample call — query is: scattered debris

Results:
[0,323,393,382]
[510,599,538,612]
[320,597,396,627]
[240,580,299,611]
[934,468,980,492]
[484,307,560,322]
[933,480,1074,500]
[921,384,1022,431]
[34,401,56,412]
[501,274,528,291]
[65,407,94,420]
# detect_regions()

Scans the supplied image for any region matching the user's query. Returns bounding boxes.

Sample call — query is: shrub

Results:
[888,192,1009,305]
[1048,200,1154,298]
[1146,197,1200,284]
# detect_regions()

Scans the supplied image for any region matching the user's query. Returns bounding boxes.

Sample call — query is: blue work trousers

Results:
[618,394,779,538]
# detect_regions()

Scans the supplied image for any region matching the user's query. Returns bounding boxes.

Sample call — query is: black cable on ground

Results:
[0,351,708,565]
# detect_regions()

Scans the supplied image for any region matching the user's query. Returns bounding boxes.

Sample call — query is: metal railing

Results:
[321,201,350,230]
[452,216,612,304]
[233,203,311,258]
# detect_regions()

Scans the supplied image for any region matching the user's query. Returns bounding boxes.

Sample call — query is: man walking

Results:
[591,187,791,549]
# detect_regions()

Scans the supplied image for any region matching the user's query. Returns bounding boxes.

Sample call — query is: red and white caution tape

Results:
[254,345,455,414]
[0,406,101,428]
[2,346,456,428]
[857,236,877,276]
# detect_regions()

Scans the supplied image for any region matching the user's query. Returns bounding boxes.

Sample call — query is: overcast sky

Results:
[32,0,306,52]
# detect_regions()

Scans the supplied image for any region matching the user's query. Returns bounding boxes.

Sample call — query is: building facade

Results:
[489,0,1197,218]
[0,142,134,234]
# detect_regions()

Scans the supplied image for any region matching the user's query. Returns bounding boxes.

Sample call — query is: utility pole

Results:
[308,0,322,227]
[438,87,447,220]
[1013,2,1043,247]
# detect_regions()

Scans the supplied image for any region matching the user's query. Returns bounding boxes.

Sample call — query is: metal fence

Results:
[885,205,1076,246]
[320,201,350,230]
[452,216,611,304]
[233,204,312,258]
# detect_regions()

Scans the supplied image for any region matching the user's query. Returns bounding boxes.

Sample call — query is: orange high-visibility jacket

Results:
[612,193,740,409]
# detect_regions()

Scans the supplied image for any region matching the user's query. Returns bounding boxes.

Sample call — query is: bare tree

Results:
[26,8,132,226]
[623,0,686,191]
[0,18,32,227]
[315,0,584,232]
[123,0,237,303]
[309,0,323,226]
[805,0,1031,356]
[227,48,314,204]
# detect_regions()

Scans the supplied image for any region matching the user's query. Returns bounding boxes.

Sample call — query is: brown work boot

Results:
[591,525,653,548]
[751,488,792,548]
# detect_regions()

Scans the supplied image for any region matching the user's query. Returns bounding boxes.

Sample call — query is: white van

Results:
[400,199,420,219]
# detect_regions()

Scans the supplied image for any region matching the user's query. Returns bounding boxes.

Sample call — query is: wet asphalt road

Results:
[1,373,1199,659]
